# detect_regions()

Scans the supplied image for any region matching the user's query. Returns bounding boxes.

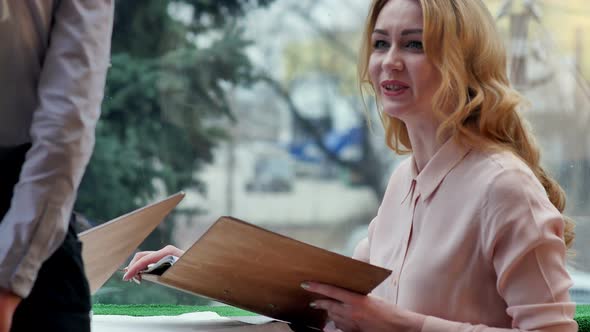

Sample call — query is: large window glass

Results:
[80,0,590,305]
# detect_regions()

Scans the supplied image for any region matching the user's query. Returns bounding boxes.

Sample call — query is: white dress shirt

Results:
[0,0,113,298]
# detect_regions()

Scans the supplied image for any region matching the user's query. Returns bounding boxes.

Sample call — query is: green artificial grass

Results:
[92,304,256,317]
[577,305,590,331]
[93,304,590,331]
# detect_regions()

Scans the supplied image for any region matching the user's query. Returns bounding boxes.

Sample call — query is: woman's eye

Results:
[373,40,389,50]
[406,41,423,50]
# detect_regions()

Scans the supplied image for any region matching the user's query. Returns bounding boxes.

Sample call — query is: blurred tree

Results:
[76,0,274,247]
[255,4,394,200]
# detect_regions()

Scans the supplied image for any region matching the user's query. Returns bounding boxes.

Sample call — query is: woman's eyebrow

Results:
[373,29,389,36]
[401,28,422,36]
[372,28,423,36]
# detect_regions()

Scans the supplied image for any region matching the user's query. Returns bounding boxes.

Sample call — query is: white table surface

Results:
[91,311,294,332]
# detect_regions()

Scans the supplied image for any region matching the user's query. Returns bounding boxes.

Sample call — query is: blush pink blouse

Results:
[353,139,577,331]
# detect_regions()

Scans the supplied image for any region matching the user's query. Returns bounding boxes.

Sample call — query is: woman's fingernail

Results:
[301,282,310,289]
[309,302,317,308]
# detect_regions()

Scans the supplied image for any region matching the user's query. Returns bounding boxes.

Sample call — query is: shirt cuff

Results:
[10,268,35,299]
[1,202,70,298]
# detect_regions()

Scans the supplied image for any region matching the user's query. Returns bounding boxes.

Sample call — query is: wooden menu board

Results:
[142,216,391,330]
[79,192,185,294]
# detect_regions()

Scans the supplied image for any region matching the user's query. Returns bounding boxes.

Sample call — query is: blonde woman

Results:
[124,0,577,331]
[301,0,577,331]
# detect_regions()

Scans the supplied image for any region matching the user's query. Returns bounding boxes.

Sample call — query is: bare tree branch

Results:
[256,72,386,199]
[289,4,358,62]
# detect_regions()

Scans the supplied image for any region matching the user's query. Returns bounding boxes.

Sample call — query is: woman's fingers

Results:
[126,251,154,270]
[122,245,184,281]
[312,299,350,318]
[302,282,358,304]
[123,251,158,281]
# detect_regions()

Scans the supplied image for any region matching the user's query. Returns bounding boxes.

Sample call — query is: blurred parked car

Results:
[245,155,294,193]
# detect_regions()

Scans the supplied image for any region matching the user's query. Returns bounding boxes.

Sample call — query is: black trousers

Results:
[0,144,91,332]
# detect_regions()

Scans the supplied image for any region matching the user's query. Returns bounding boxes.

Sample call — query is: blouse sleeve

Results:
[352,236,370,262]
[353,210,381,262]
[422,168,577,332]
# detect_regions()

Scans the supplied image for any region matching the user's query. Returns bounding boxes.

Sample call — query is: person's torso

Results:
[0,0,56,146]
[368,148,543,328]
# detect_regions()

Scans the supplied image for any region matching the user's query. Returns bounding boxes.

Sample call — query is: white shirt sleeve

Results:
[0,0,114,298]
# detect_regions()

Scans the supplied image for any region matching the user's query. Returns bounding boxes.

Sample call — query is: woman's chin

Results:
[382,107,409,120]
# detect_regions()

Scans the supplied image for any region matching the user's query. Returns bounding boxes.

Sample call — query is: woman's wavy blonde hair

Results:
[358,0,575,249]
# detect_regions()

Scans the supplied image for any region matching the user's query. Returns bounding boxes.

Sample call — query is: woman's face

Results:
[368,0,441,123]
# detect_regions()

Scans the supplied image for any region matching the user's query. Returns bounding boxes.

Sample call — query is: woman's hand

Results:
[301,282,426,332]
[122,245,185,281]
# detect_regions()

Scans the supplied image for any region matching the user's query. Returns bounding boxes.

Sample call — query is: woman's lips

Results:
[381,80,409,96]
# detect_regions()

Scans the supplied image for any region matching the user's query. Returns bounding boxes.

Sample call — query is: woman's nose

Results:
[382,49,404,72]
